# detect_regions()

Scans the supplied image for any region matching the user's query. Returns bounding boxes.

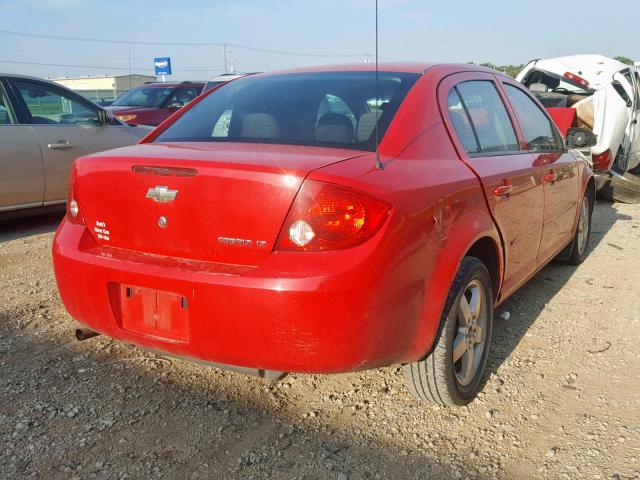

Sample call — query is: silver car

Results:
[0,74,150,217]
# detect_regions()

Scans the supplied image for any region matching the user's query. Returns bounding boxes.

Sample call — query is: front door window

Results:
[15,81,100,125]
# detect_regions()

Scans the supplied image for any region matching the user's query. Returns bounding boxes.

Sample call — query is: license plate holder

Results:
[120,285,189,343]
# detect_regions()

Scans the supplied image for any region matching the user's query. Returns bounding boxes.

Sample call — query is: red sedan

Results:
[53,63,594,405]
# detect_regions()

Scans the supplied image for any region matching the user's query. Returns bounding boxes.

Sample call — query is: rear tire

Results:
[562,192,593,265]
[403,257,493,406]
[598,172,640,204]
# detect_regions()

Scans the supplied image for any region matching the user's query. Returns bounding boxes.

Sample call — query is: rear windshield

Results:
[112,86,174,107]
[154,71,419,151]
[521,68,592,94]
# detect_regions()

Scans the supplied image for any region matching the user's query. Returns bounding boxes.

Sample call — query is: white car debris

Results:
[517,55,640,202]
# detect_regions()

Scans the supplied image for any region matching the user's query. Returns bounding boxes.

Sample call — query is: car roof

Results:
[138,82,205,88]
[206,73,255,82]
[0,73,99,100]
[243,62,505,79]
[257,62,435,76]
[0,73,61,82]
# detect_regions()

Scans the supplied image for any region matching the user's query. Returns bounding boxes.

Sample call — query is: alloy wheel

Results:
[576,197,590,256]
[453,279,487,386]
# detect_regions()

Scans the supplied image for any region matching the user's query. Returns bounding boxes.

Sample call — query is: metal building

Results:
[53,74,156,103]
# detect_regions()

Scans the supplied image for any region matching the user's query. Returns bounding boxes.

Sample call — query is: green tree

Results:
[614,55,634,66]
[477,62,525,78]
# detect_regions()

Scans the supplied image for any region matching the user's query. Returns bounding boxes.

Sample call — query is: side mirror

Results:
[566,127,597,150]
[97,108,114,126]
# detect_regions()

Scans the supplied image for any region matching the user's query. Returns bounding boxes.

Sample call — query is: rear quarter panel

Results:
[310,68,503,361]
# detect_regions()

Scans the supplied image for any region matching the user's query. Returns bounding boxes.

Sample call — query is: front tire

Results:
[403,257,493,406]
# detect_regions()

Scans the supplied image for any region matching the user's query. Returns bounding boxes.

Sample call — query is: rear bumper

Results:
[594,172,610,191]
[52,219,425,373]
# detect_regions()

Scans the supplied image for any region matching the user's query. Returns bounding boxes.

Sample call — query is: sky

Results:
[0,0,638,81]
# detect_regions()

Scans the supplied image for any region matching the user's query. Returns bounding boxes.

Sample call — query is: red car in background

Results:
[106,81,204,126]
[53,64,595,405]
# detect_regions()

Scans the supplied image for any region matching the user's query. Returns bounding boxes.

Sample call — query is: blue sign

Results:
[154,57,172,76]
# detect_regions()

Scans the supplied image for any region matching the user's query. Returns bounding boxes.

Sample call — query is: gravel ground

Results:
[1,201,639,480]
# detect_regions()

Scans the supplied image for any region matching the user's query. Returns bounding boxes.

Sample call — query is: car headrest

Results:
[529,83,548,94]
[467,108,490,126]
[315,113,354,143]
[356,111,381,142]
[240,113,280,139]
[450,109,471,130]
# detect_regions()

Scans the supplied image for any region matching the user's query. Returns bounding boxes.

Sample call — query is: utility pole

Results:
[223,44,229,73]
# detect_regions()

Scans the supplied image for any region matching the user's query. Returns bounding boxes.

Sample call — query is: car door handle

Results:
[48,141,74,150]
[544,172,558,184]
[494,184,513,197]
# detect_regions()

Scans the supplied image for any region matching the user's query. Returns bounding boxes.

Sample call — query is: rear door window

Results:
[454,81,519,154]
[503,84,562,152]
[447,89,479,154]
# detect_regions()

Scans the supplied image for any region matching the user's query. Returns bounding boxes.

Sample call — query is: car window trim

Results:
[2,78,32,124]
[451,86,481,154]
[500,81,566,154]
[0,80,18,125]
[468,150,531,158]
[8,77,101,126]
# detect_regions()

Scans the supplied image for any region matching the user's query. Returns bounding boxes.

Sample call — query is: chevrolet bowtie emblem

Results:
[146,185,178,203]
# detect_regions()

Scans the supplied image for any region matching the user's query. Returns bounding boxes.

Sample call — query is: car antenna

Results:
[374,0,384,170]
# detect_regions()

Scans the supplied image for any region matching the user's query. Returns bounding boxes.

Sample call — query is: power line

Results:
[0,59,226,73]
[4,47,129,62]
[0,30,369,58]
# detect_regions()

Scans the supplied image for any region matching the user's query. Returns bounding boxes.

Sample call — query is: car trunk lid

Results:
[75,142,367,266]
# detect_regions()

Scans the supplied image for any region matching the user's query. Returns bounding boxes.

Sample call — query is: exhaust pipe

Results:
[75,327,100,341]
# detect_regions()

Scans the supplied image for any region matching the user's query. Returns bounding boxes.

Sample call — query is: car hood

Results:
[126,124,154,139]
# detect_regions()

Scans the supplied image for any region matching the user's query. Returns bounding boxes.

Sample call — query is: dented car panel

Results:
[517,55,640,188]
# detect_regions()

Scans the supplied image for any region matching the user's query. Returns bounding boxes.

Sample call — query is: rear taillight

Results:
[592,150,612,171]
[276,180,390,251]
[67,162,85,226]
[564,71,590,89]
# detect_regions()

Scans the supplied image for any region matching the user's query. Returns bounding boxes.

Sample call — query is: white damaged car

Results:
[517,54,640,202]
